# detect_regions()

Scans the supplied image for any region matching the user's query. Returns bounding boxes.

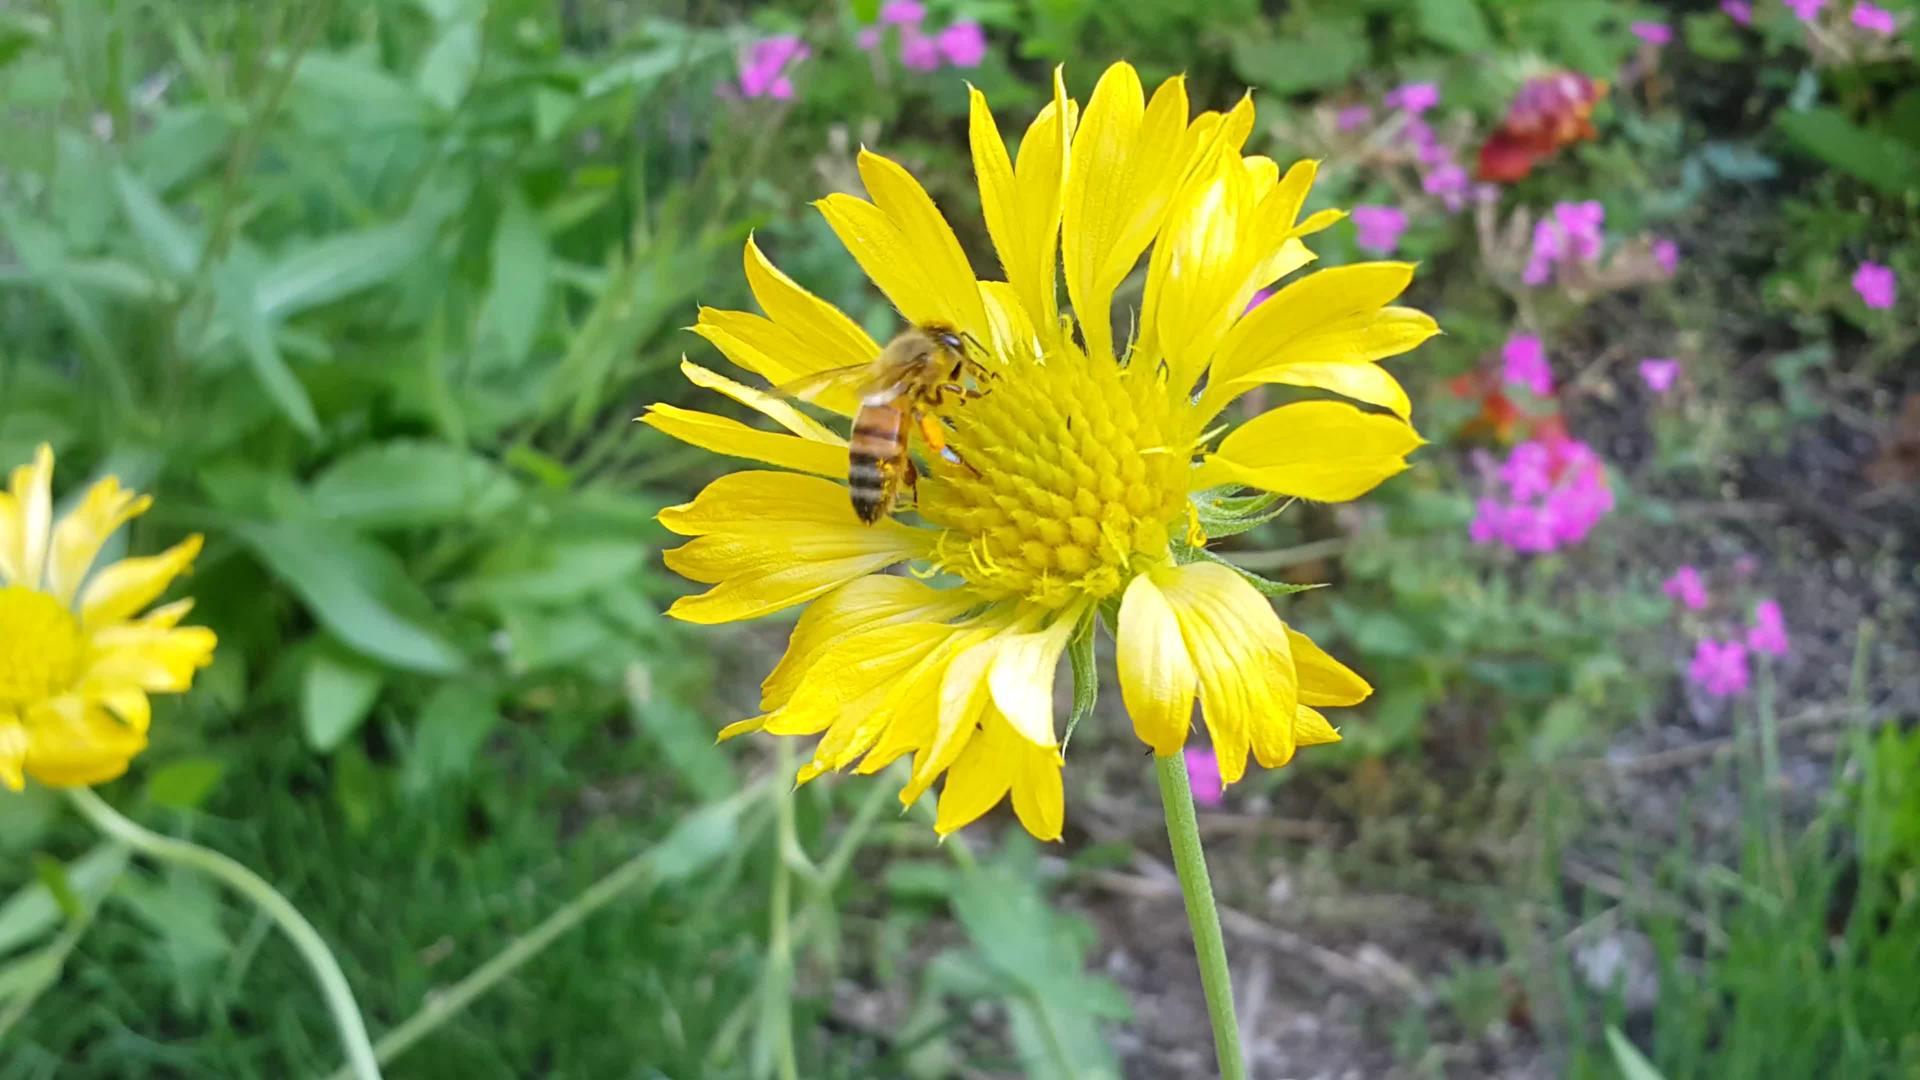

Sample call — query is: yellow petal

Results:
[1147,152,1261,393]
[1157,562,1298,779]
[1293,704,1343,748]
[22,700,145,788]
[1239,362,1414,423]
[743,235,880,383]
[934,713,1015,835]
[903,635,998,803]
[78,535,203,631]
[1204,305,1436,420]
[677,359,844,442]
[658,472,930,624]
[81,625,216,693]
[761,576,973,710]
[1062,65,1190,363]
[1009,736,1065,841]
[814,152,988,340]
[690,308,857,417]
[978,281,1040,365]
[0,716,25,791]
[972,70,1072,336]
[1193,402,1423,503]
[986,611,1078,747]
[48,476,152,607]
[639,404,848,478]
[3,444,54,589]
[1210,263,1419,388]
[768,622,951,736]
[1286,627,1372,707]
[1254,237,1317,292]
[1116,572,1197,756]
[856,626,989,775]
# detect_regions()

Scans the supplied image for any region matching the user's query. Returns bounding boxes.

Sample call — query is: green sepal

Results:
[1062,605,1099,752]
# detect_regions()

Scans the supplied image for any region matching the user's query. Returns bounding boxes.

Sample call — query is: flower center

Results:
[0,587,83,706]
[917,348,1191,608]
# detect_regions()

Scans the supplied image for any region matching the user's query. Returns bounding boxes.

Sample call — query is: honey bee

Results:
[771,322,991,523]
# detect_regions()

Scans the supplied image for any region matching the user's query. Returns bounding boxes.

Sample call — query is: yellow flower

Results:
[0,445,215,790]
[643,64,1436,840]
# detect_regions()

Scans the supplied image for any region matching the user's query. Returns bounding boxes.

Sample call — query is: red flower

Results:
[1476,73,1607,183]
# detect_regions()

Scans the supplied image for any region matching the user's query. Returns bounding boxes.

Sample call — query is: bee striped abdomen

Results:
[848,402,909,523]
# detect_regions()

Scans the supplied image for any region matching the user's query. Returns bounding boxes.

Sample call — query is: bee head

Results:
[935,330,964,352]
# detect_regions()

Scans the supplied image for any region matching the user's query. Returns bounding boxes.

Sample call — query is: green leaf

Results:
[145,757,227,811]
[1230,20,1368,96]
[301,643,386,751]
[0,845,126,957]
[628,671,737,802]
[212,256,321,436]
[112,166,199,279]
[1776,107,1920,196]
[417,19,482,110]
[1413,0,1492,53]
[404,681,501,793]
[1062,608,1098,751]
[308,440,520,528]
[240,523,465,675]
[1606,1027,1667,1080]
[1187,547,1325,599]
[30,855,81,921]
[256,220,436,319]
[479,191,552,369]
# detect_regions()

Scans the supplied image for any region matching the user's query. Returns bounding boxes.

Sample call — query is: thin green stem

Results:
[1155,752,1246,1080]
[65,788,382,1080]
[766,750,801,1080]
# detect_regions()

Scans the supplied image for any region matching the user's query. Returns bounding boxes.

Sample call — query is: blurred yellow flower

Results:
[644,63,1435,840]
[0,445,215,790]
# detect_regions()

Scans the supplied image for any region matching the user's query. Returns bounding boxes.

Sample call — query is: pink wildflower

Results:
[856,26,882,49]
[880,0,925,24]
[1853,261,1897,309]
[1385,81,1440,115]
[1502,334,1554,397]
[1185,747,1224,807]
[1470,437,1614,554]
[1631,21,1673,44]
[1663,566,1710,611]
[1722,0,1754,24]
[936,21,988,67]
[1688,638,1751,697]
[1422,162,1470,211]
[739,37,809,100]
[1350,205,1409,255]
[1785,0,1826,21]
[1653,237,1679,275]
[899,30,940,71]
[1524,200,1606,285]
[1852,2,1897,32]
[1639,358,1680,394]
[1336,105,1373,131]
[1747,600,1791,657]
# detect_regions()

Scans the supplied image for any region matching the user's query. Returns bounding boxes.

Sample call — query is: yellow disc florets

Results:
[917,347,1191,608]
[0,587,83,706]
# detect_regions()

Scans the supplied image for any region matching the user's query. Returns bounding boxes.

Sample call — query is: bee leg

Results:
[918,412,980,476]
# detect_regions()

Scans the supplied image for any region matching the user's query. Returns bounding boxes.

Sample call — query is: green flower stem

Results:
[1155,751,1246,1080]
[65,787,382,1080]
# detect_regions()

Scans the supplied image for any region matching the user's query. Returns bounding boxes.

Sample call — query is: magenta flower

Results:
[880,0,926,24]
[1336,105,1374,131]
[856,26,882,49]
[738,36,809,101]
[1785,0,1826,21]
[1851,0,1896,30]
[1350,205,1409,255]
[1422,162,1470,211]
[1723,0,1754,24]
[1689,638,1751,697]
[1470,437,1614,554]
[1747,600,1791,657]
[1185,747,1224,807]
[1385,81,1440,115]
[936,21,988,67]
[899,30,940,71]
[1631,21,1674,44]
[1853,261,1897,309]
[1653,237,1679,275]
[1663,565,1710,611]
[1524,200,1606,285]
[1639,358,1681,394]
[1502,334,1554,397]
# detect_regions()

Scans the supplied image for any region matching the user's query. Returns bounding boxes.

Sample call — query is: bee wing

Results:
[766,363,874,403]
